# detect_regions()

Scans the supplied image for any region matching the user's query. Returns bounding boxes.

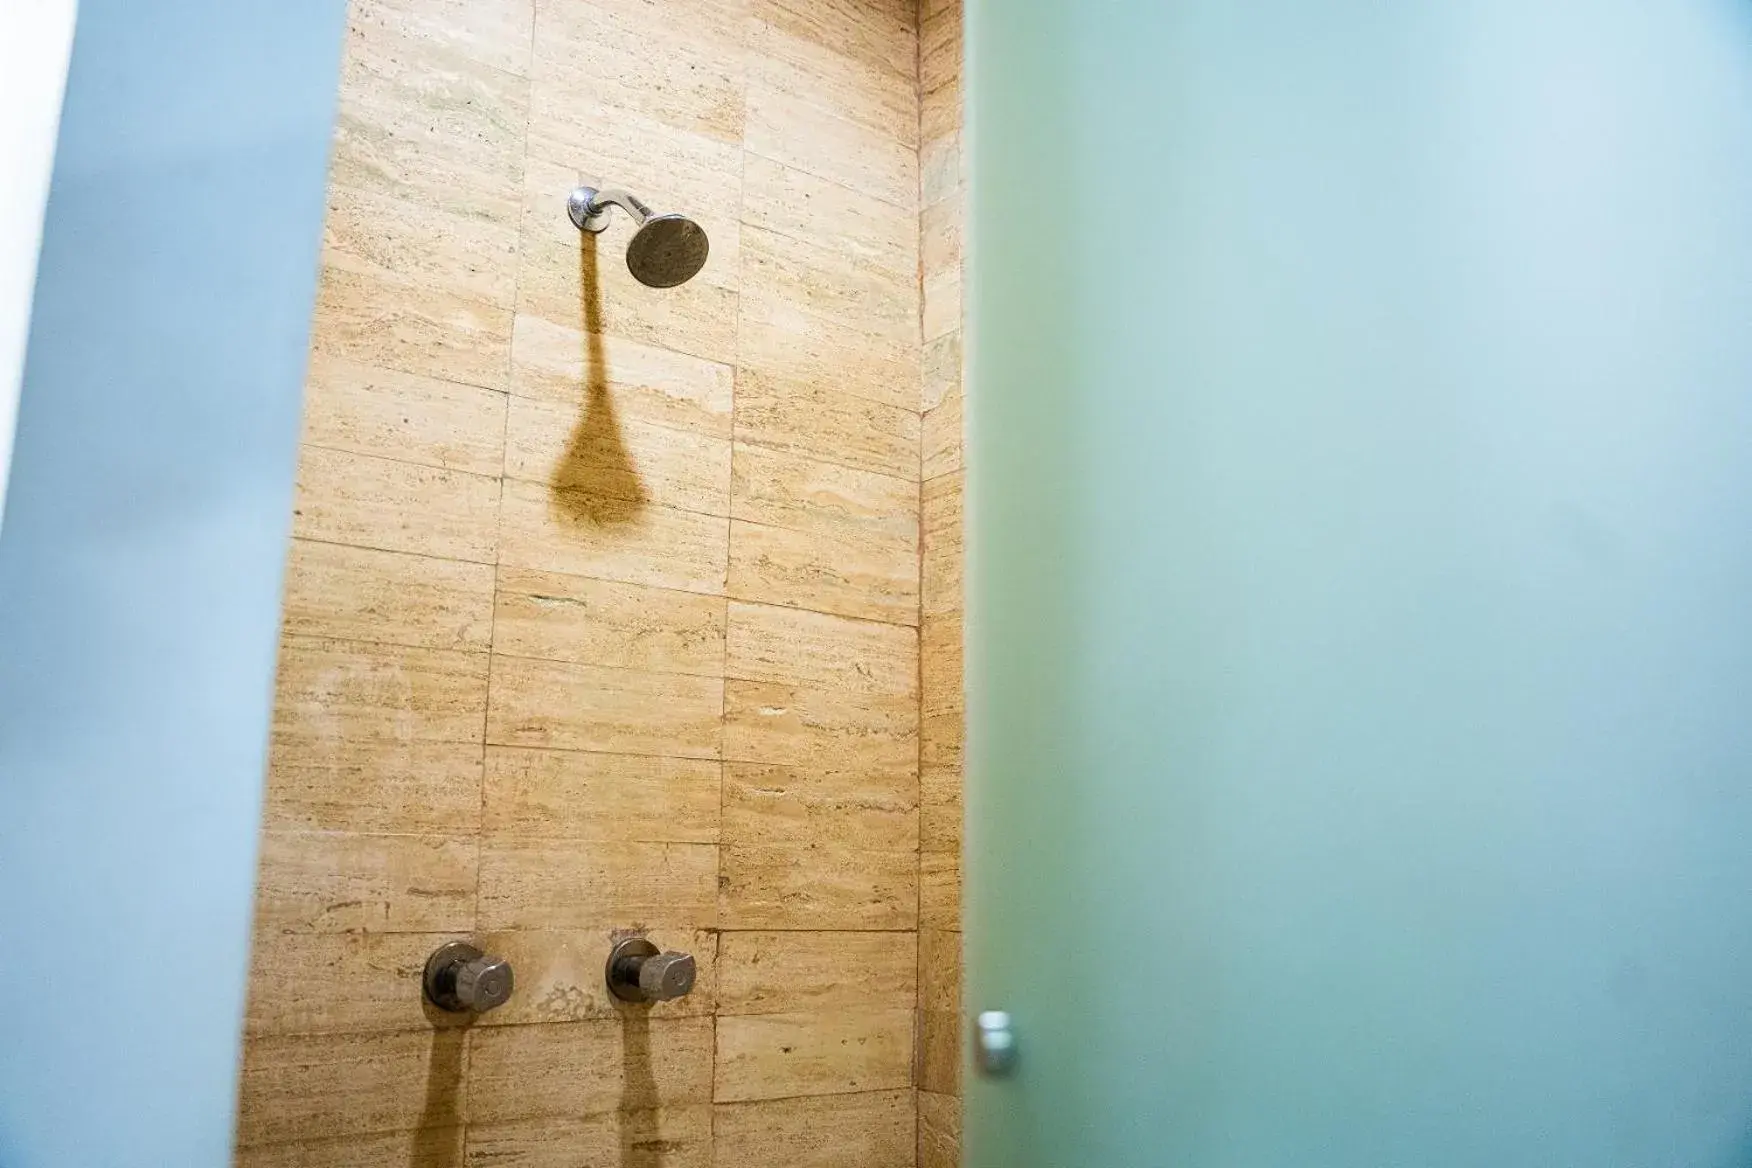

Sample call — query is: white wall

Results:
[0,1,78,531]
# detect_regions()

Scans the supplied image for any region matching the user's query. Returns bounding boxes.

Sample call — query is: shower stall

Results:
[231,0,967,1164]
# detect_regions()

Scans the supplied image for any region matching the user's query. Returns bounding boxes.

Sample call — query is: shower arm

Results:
[568,186,652,234]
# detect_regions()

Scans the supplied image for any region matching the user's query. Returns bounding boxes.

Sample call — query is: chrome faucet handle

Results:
[607,937,697,1003]
[423,941,514,1013]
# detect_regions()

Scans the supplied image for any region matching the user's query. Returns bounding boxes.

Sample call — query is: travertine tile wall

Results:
[915,0,964,1164]
[235,0,931,1163]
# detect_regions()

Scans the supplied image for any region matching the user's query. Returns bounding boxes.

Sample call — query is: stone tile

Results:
[467,1019,714,1123]
[312,258,513,391]
[483,747,721,843]
[292,445,500,565]
[740,154,916,286]
[243,931,457,1037]
[746,16,916,148]
[921,265,961,344]
[918,766,962,856]
[722,761,917,851]
[725,601,915,696]
[921,329,960,413]
[919,3,962,96]
[920,470,963,617]
[713,1090,914,1168]
[919,852,961,932]
[486,654,723,757]
[920,384,963,480]
[264,735,485,836]
[919,132,962,209]
[920,612,963,720]
[919,192,962,282]
[918,1089,962,1168]
[465,1108,712,1167]
[498,476,730,596]
[237,1126,465,1168]
[726,521,917,627]
[731,367,918,480]
[918,1008,960,1096]
[503,393,732,516]
[717,932,915,1015]
[325,181,520,308]
[253,830,476,935]
[920,71,962,145]
[476,928,718,1023]
[751,0,915,80]
[302,354,508,476]
[745,84,915,212]
[477,838,718,930]
[272,636,490,749]
[236,1029,466,1147]
[282,540,496,653]
[714,1008,913,1102]
[351,0,534,75]
[919,929,961,1014]
[719,843,916,930]
[510,311,733,438]
[730,446,917,549]
[493,568,727,676]
[722,680,916,770]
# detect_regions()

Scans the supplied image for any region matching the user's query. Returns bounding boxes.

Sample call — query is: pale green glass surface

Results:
[965,2,1752,1164]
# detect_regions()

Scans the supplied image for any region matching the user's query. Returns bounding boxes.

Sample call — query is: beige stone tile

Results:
[921,266,962,345]
[467,1019,714,1123]
[920,613,963,720]
[324,182,519,309]
[920,132,962,209]
[464,1108,712,1167]
[920,385,964,480]
[745,84,916,212]
[714,1008,913,1102]
[264,735,485,836]
[920,72,963,145]
[726,520,917,627]
[920,470,963,618]
[922,202,961,294]
[494,568,726,676]
[237,1126,465,1168]
[713,1090,914,1168]
[330,19,527,228]
[730,446,917,549]
[723,680,916,770]
[918,1089,962,1168]
[498,476,730,596]
[740,154,916,287]
[302,355,507,477]
[918,765,962,856]
[722,761,917,851]
[918,929,961,1014]
[751,0,916,80]
[717,932,914,1015]
[515,158,740,367]
[732,367,919,480]
[292,444,500,564]
[235,1029,466,1147]
[920,3,962,96]
[510,312,734,438]
[351,0,533,76]
[920,705,964,772]
[483,747,721,843]
[476,928,718,1023]
[532,0,744,144]
[504,394,732,516]
[244,931,457,1037]
[478,838,718,930]
[738,226,918,411]
[486,654,723,757]
[919,852,961,932]
[272,636,490,749]
[725,601,915,695]
[313,256,512,392]
[253,830,476,935]
[282,540,495,653]
[746,17,916,149]
[918,1008,960,1096]
[921,329,961,414]
[920,0,959,24]
[719,843,916,930]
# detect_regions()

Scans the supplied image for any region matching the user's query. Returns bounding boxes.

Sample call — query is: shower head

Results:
[567,185,709,288]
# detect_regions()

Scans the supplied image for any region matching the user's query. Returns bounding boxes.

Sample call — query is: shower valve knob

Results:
[607,937,697,1003]
[423,941,514,1013]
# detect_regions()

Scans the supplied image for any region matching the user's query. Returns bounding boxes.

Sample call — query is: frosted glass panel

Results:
[966,2,1752,1164]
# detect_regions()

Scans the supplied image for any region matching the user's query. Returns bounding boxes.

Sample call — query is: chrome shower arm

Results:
[568,186,652,233]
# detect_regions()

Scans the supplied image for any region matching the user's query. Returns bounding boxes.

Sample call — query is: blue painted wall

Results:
[0,1,346,1163]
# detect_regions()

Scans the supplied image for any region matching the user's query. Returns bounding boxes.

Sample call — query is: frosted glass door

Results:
[965,2,1752,1165]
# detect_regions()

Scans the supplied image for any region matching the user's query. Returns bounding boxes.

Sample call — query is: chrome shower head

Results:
[568,185,709,288]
